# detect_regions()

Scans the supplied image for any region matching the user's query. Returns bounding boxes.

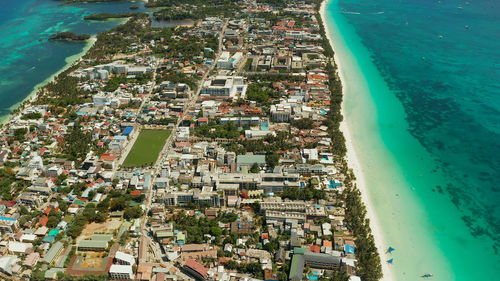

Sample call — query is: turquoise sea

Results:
[324,0,499,280]
[0,0,148,120]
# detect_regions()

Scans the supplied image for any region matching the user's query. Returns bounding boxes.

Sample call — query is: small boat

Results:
[387,258,393,264]
[387,246,395,253]
[422,273,433,278]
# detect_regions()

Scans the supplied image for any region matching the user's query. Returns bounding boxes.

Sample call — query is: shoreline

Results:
[0,37,97,127]
[320,1,394,280]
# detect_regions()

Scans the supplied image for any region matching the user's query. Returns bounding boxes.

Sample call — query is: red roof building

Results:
[184,259,208,279]
[38,216,48,227]
[310,245,321,253]
[130,190,141,196]
[0,200,16,208]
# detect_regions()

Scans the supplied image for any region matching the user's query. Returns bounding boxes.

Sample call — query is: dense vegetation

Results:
[194,122,242,139]
[168,210,238,244]
[84,12,139,21]
[49,32,90,41]
[292,118,315,130]
[0,167,28,200]
[35,66,89,107]
[21,112,42,120]
[281,185,326,202]
[62,121,92,160]
[246,83,280,105]
[149,0,237,20]
[344,183,383,281]
[223,131,293,155]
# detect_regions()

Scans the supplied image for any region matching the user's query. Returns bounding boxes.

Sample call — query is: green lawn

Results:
[122,129,170,167]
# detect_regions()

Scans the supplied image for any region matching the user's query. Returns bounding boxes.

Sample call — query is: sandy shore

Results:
[319,1,394,280]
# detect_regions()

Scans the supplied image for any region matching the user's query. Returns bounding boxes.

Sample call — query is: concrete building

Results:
[271,104,291,122]
[236,154,266,167]
[217,52,243,69]
[109,264,134,279]
[201,76,247,100]
[289,248,341,280]
[0,217,18,233]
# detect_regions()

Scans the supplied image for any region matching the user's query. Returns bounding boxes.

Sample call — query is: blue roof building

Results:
[122,126,134,136]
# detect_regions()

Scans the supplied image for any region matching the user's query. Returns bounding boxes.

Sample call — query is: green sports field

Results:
[122,129,170,167]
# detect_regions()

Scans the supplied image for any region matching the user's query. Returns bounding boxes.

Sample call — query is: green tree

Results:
[63,121,92,159]
[47,209,62,228]
[110,197,128,211]
[124,205,143,220]
[266,152,279,169]
[250,162,260,173]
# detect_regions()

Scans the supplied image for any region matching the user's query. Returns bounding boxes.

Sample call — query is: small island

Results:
[84,12,138,21]
[49,32,90,42]
[129,5,139,10]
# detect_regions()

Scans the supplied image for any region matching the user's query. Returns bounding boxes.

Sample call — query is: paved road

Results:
[139,19,229,262]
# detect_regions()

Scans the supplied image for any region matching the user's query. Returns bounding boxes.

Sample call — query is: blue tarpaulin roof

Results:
[122,126,134,135]
[345,244,355,254]
[43,235,55,243]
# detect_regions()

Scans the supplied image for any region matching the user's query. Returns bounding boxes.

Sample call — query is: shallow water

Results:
[0,0,148,118]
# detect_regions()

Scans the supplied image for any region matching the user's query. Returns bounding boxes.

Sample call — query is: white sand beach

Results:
[319,1,395,280]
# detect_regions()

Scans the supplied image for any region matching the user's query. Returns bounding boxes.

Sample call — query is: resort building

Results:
[201,76,247,100]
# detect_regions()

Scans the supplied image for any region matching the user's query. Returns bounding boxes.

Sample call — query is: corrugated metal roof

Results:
[44,241,63,263]
[78,240,108,249]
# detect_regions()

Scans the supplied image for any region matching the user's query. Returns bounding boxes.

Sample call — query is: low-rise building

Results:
[109,264,134,279]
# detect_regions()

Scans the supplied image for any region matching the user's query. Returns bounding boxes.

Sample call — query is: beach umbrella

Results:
[387,259,393,264]
[387,246,395,253]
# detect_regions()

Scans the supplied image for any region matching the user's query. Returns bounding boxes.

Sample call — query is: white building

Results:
[201,76,247,100]
[109,264,134,279]
[96,69,109,80]
[244,129,276,139]
[217,52,243,69]
[177,127,190,141]
[114,251,135,265]
[93,93,110,105]
[270,104,291,122]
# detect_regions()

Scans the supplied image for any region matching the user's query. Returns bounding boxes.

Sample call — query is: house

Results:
[99,153,117,169]
[23,252,40,267]
[8,242,33,254]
